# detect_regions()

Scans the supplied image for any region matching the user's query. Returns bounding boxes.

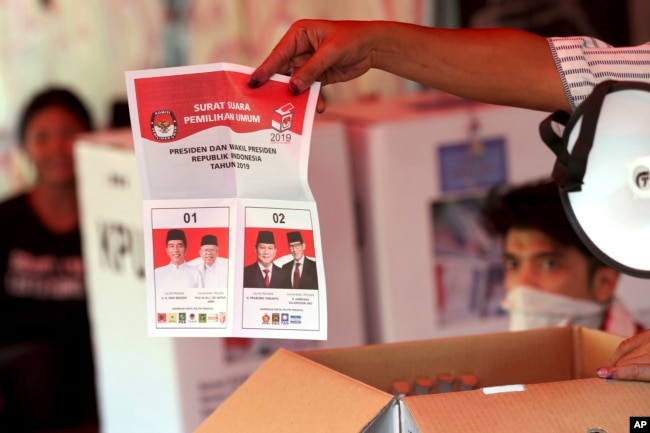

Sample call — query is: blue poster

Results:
[438,137,508,193]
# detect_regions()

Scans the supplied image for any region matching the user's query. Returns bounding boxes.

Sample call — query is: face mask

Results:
[501,285,607,332]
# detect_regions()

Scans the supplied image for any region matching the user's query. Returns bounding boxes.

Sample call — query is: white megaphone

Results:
[540,80,650,278]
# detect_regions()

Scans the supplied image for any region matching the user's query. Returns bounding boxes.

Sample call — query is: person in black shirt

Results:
[0,88,98,432]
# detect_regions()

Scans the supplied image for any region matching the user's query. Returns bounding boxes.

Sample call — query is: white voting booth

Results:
[323,91,650,344]
[75,119,366,433]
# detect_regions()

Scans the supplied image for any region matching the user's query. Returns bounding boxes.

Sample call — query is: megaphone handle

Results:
[539,110,571,158]
[565,80,618,191]
[539,110,573,188]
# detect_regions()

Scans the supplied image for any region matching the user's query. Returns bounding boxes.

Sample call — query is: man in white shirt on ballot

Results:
[154,228,203,289]
[190,234,228,288]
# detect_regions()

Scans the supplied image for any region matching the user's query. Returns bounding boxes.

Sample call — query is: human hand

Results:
[597,329,650,381]
[248,19,378,112]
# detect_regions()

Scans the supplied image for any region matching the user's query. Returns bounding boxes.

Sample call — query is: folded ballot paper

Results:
[125,63,326,339]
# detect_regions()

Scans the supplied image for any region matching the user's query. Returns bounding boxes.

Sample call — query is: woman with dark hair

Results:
[0,88,98,432]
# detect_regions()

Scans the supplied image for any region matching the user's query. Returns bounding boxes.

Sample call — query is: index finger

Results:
[598,363,650,382]
[248,22,318,88]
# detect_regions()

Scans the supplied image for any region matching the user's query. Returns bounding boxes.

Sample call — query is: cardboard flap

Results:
[574,327,624,378]
[195,348,393,433]
[405,378,650,432]
[302,328,581,391]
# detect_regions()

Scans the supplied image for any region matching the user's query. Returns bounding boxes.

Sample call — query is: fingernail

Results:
[289,78,305,94]
[596,368,610,378]
[248,71,262,88]
[247,77,260,88]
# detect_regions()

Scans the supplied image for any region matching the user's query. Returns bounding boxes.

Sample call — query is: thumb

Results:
[597,364,650,382]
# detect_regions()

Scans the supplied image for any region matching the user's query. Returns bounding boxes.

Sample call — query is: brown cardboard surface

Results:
[195,348,392,432]
[405,378,650,432]
[196,328,647,433]
[574,327,625,378]
[300,327,607,391]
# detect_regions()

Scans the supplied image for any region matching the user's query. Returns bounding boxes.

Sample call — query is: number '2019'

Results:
[270,133,291,142]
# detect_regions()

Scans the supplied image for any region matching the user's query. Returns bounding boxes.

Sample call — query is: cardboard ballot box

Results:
[75,119,366,433]
[195,327,650,433]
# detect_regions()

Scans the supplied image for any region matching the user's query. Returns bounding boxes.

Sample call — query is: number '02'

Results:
[272,213,285,224]
[183,212,197,223]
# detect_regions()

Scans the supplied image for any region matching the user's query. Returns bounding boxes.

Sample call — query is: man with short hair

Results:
[481,179,644,337]
[191,234,228,288]
[154,229,203,289]
[242,231,289,288]
[282,231,318,290]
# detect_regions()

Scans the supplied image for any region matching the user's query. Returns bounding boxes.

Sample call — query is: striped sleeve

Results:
[548,36,650,111]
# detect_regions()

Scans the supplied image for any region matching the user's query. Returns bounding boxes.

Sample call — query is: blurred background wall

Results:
[0,0,429,199]
[1,0,648,198]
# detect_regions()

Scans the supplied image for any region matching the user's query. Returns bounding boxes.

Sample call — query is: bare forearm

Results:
[369,22,569,112]
[249,19,571,113]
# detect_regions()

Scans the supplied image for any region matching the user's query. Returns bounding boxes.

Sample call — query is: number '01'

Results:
[183,212,197,223]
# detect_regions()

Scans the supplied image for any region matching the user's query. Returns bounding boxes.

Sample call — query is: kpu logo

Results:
[150,110,178,140]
